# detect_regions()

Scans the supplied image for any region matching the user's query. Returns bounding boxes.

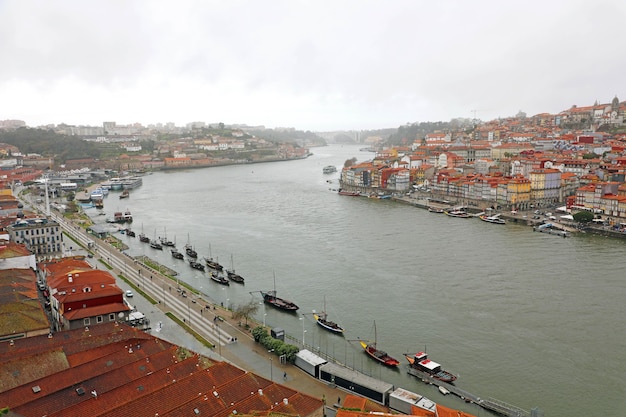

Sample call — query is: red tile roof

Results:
[0,323,323,417]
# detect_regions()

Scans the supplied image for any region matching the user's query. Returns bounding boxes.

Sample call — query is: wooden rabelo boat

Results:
[359,321,399,367]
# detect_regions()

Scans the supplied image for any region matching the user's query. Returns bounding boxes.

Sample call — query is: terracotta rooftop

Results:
[0,323,323,417]
[0,268,49,339]
[0,241,32,258]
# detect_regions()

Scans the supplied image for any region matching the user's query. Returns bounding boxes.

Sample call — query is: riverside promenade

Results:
[26,196,354,410]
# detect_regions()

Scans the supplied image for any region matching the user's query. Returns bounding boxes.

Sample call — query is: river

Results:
[86,144,625,416]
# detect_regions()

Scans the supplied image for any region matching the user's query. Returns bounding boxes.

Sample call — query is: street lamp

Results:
[268,349,275,381]
[263,313,267,327]
[299,317,306,346]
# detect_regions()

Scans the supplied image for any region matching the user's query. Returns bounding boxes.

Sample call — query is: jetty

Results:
[407,366,530,417]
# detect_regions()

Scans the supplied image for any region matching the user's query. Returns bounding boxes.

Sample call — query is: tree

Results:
[344,157,357,168]
[573,210,594,223]
[232,300,260,327]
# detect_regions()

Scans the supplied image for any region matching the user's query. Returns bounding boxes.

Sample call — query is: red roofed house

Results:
[47,267,131,331]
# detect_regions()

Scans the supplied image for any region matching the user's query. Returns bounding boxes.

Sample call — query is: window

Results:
[83,318,90,326]
[96,316,103,323]
[109,313,115,321]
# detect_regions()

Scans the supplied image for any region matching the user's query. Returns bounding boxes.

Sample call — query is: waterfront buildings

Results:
[8,217,63,256]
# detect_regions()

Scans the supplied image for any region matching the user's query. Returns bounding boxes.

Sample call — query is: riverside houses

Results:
[41,258,132,331]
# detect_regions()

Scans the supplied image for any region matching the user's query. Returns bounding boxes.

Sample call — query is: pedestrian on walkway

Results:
[283,372,287,380]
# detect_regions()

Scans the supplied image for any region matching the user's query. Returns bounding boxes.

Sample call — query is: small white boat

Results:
[445,209,470,218]
[438,386,450,395]
[479,213,506,224]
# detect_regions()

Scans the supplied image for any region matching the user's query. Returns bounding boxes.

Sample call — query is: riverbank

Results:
[387,192,626,239]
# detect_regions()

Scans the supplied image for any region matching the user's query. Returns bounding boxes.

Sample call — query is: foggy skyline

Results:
[1,1,625,131]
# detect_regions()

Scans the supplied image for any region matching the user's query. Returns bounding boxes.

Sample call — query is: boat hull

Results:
[210,273,230,286]
[206,259,224,271]
[479,215,506,224]
[261,291,299,311]
[227,270,245,284]
[360,341,399,367]
[314,313,344,334]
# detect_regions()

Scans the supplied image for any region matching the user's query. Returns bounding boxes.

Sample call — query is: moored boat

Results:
[125,228,136,237]
[90,188,104,201]
[404,351,457,383]
[189,260,205,271]
[359,321,399,367]
[210,271,230,286]
[428,207,445,213]
[257,274,299,312]
[444,209,470,218]
[185,244,197,259]
[323,165,337,174]
[313,296,344,334]
[227,270,244,283]
[226,254,244,284]
[205,257,224,271]
[205,244,223,271]
[107,210,133,223]
[479,213,506,224]
[150,240,163,250]
[171,249,184,259]
[260,290,299,311]
[119,189,130,199]
[121,176,143,189]
[338,189,360,196]
[139,223,150,242]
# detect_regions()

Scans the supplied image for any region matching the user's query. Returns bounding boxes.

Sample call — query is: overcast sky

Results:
[1,1,625,131]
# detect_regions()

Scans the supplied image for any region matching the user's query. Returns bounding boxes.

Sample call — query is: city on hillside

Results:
[1,96,626,227]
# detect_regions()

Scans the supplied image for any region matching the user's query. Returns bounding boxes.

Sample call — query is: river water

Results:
[87,144,625,416]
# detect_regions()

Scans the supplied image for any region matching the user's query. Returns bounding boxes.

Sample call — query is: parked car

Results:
[125,290,134,298]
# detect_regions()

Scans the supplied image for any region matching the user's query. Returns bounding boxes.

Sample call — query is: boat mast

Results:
[373,320,377,348]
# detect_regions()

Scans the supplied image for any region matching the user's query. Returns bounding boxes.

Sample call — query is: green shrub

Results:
[251,326,299,363]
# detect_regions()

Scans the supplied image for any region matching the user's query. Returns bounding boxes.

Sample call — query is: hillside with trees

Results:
[0,127,102,163]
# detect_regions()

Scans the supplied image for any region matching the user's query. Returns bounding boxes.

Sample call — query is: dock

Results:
[407,367,530,417]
